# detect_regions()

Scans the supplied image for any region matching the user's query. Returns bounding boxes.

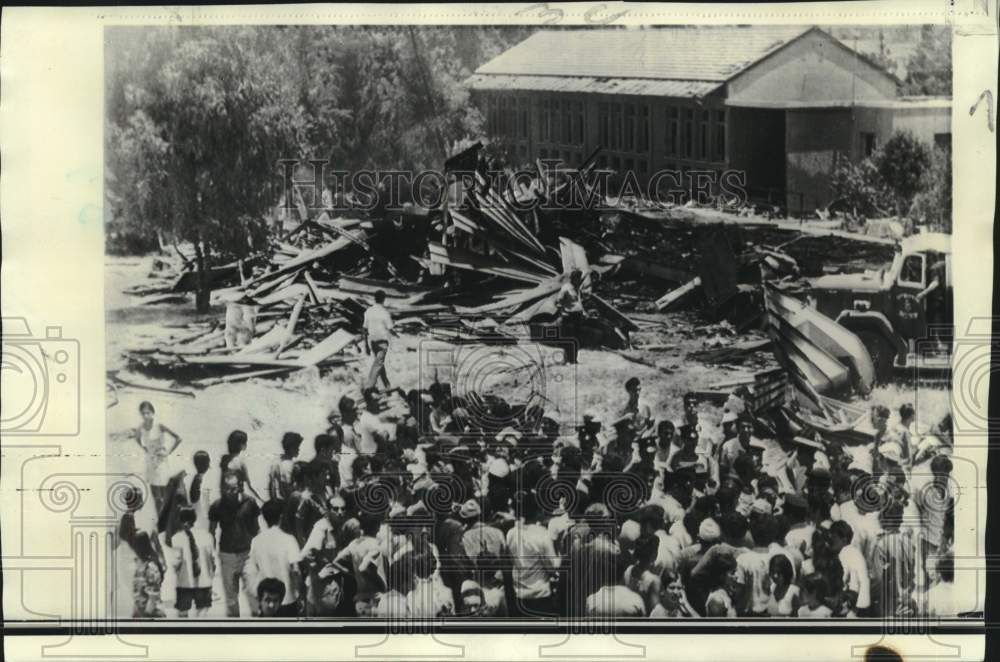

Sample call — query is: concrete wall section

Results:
[784,108,855,212]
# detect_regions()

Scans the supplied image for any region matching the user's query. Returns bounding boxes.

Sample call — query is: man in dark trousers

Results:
[210,471,261,617]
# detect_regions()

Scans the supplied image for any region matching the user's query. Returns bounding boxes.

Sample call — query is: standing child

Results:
[188,451,213,530]
[171,506,216,618]
[268,433,302,501]
[221,430,263,503]
[131,531,166,618]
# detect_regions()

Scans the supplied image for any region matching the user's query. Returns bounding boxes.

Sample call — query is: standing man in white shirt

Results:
[830,520,872,617]
[506,493,560,616]
[248,500,303,616]
[362,290,394,391]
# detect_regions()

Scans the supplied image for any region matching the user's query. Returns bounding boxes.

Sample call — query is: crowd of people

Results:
[115,367,959,620]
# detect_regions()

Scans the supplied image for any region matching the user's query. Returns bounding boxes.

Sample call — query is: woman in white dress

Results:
[132,401,182,515]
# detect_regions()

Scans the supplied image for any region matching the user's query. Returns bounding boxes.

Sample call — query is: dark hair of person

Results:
[931,455,953,476]
[358,511,381,537]
[829,519,854,544]
[178,506,200,578]
[338,395,355,419]
[715,486,738,514]
[139,401,155,414]
[880,502,904,531]
[314,434,337,456]
[132,530,162,576]
[749,513,777,547]
[634,535,658,565]
[720,512,748,542]
[768,553,794,586]
[374,290,386,304]
[281,432,304,455]
[936,553,954,583]
[193,450,210,473]
[226,430,248,455]
[221,430,248,475]
[704,553,737,591]
[257,577,287,602]
[262,500,284,527]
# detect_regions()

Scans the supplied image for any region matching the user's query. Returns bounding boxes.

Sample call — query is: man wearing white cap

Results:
[459,499,505,560]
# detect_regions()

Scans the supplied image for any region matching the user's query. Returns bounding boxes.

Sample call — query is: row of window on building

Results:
[483,94,728,165]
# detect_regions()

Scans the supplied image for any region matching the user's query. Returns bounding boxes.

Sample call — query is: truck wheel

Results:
[858,330,894,385]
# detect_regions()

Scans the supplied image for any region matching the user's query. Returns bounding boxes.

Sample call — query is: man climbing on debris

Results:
[362,290,394,391]
[556,269,586,363]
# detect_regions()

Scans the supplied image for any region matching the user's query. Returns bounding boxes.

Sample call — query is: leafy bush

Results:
[873,131,931,216]
[831,130,934,223]
[830,155,891,219]
[909,146,952,233]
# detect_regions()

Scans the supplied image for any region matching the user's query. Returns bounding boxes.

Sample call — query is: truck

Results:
[795,232,952,383]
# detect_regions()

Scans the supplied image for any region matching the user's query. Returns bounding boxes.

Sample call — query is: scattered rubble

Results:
[120,144,902,406]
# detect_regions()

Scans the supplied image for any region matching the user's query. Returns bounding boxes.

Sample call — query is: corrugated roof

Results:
[465,74,721,98]
[475,26,815,82]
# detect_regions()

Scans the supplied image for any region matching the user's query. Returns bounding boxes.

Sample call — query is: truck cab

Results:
[803,232,952,382]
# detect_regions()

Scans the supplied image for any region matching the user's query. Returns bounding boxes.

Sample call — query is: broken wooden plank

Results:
[193,367,299,386]
[427,242,547,284]
[454,281,562,315]
[589,294,639,332]
[243,231,364,289]
[290,328,356,366]
[656,277,702,310]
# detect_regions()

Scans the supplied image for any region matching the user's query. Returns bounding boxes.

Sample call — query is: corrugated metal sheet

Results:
[475,26,814,82]
[466,74,721,98]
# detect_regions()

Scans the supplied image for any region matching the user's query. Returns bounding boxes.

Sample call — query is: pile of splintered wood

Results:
[124,145,639,384]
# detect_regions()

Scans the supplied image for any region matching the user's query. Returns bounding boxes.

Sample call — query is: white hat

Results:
[698,518,721,542]
[916,435,943,457]
[488,457,510,478]
[496,427,521,446]
[619,519,641,543]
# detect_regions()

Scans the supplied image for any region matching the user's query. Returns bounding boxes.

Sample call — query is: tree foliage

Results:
[831,155,891,219]
[108,27,308,308]
[831,130,935,222]
[873,131,931,216]
[901,25,952,96]
[909,145,952,233]
[106,26,534,308]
